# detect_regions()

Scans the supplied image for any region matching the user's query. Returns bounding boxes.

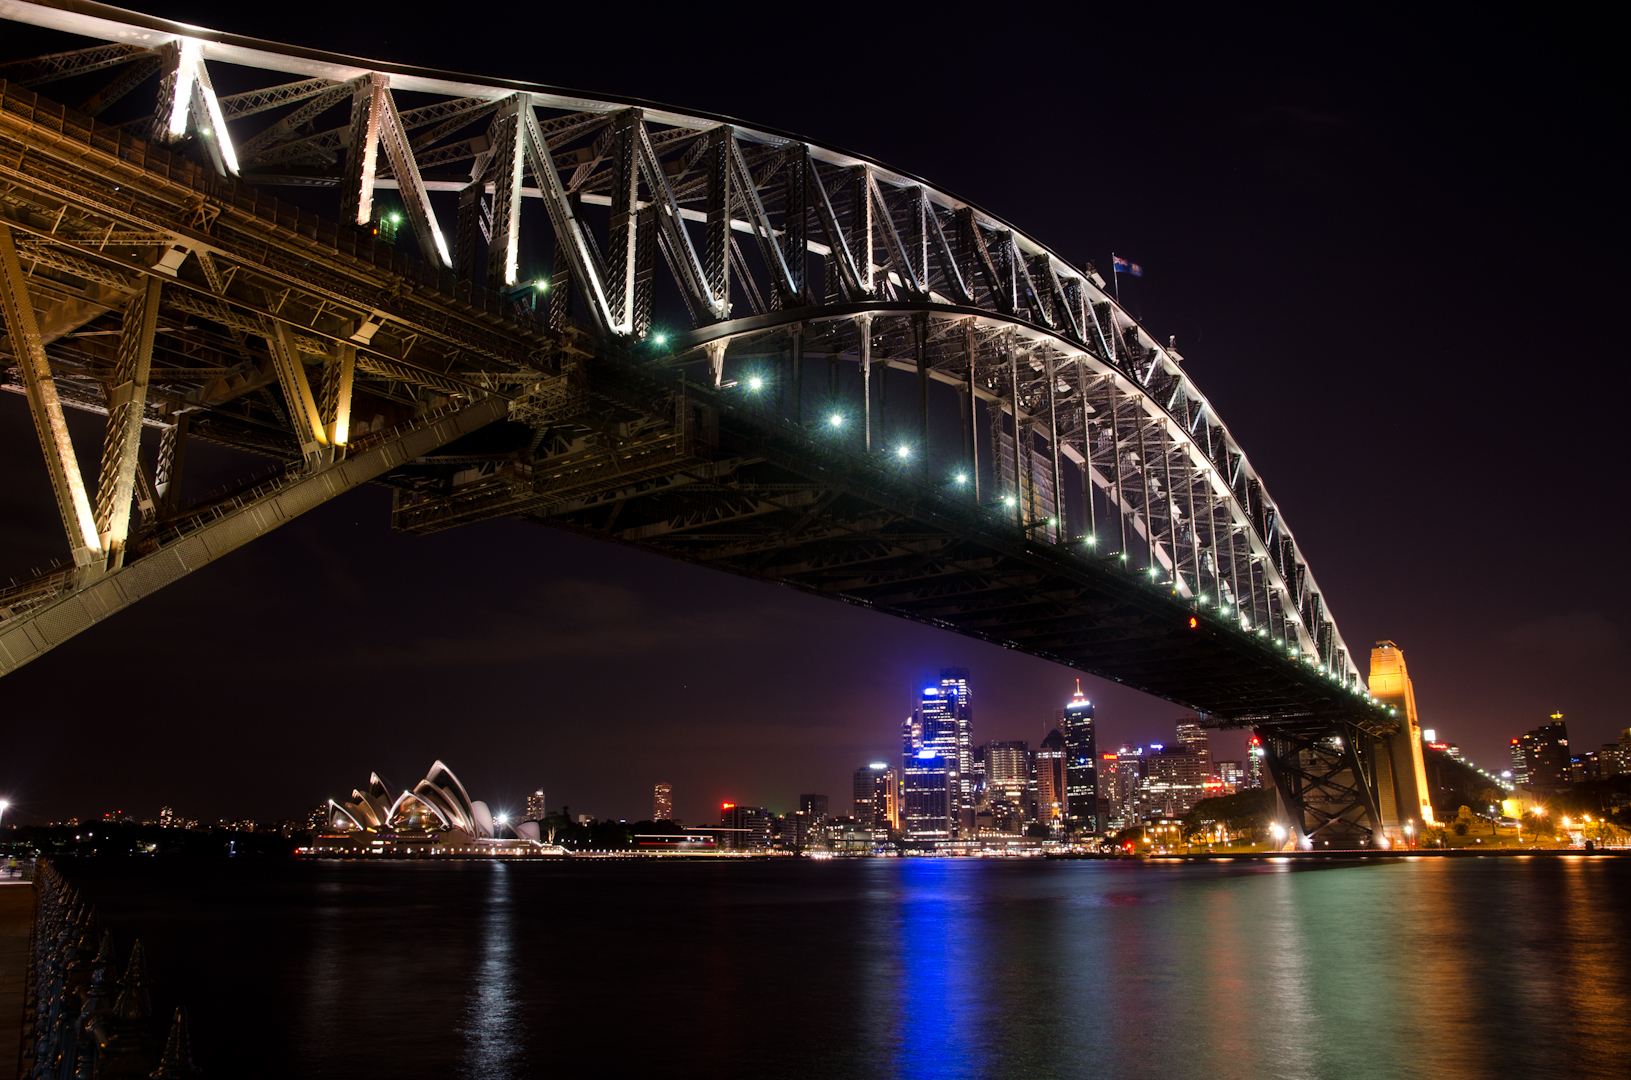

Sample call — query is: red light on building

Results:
[1101,753,1117,761]
[721,802,735,809]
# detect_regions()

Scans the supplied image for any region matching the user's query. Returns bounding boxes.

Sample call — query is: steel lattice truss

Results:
[0,1,1397,813]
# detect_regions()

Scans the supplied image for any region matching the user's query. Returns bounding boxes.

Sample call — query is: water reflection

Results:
[457,862,521,1079]
[62,856,1631,1079]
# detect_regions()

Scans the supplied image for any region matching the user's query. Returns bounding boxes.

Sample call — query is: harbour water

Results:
[62,855,1631,1079]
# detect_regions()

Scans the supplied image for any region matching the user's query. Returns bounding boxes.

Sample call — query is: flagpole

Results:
[1111,252,1120,303]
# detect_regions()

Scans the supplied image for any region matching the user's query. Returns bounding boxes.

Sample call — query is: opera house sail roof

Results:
[330,760,505,840]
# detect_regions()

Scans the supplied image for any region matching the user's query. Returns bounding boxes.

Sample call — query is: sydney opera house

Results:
[306,760,561,858]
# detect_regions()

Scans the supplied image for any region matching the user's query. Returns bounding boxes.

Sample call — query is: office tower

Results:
[1109,745,1147,828]
[159,806,176,829]
[909,669,973,834]
[799,794,829,819]
[1061,681,1099,834]
[1509,739,1528,785]
[1174,717,1211,767]
[1144,743,1212,818]
[901,749,953,843]
[1516,715,1571,791]
[719,804,772,850]
[1214,761,1245,790]
[853,764,897,834]
[524,789,548,821]
[652,783,673,822]
[1247,736,1266,788]
[985,740,1030,806]
[778,810,816,850]
[1034,729,1067,829]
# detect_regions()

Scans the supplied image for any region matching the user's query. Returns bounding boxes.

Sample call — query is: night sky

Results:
[1,3,1624,826]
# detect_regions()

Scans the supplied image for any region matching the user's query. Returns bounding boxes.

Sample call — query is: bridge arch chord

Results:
[0,4,1382,722]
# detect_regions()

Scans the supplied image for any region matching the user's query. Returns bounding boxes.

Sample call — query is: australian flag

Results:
[1112,255,1143,277]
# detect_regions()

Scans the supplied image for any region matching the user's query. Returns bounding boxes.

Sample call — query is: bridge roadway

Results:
[0,0,1409,847]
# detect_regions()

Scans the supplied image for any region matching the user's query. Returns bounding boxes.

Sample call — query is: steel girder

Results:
[0,4,1391,775]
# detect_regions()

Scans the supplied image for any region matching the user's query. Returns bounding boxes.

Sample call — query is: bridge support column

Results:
[1369,640,1436,842]
[964,321,978,501]
[914,312,928,477]
[857,314,873,452]
[1259,722,1386,848]
[790,321,804,425]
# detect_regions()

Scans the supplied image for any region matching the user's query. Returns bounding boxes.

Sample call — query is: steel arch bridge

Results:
[0,1,1425,848]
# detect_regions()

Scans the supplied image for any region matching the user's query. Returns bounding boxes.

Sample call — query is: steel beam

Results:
[0,223,101,568]
[0,397,507,676]
[92,274,160,568]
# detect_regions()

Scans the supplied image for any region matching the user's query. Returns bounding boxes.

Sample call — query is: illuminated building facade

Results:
[525,789,547,821]
[719,804,772,850]
[653,782,673,822]
[799,794,829,818]
[1515,715,1571,792]
[901,750,954,843]
[1034,730,1067,830]
[1061,682,1100,834]
[852,764,898,835]
[1214,761,1245,791]
[980,740,1030,834]
[909,669,974,833]
[1247,737,1265,788]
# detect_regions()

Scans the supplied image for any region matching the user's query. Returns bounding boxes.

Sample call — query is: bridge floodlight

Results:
[652,332,668,346]
[1003,495,1017,507]
[747,376,764,392]
[828,413,844,428]
[895,445,911,459]
[954,472,967,484]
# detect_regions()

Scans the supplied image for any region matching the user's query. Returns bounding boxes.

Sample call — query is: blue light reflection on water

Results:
[61,855,1631,1079]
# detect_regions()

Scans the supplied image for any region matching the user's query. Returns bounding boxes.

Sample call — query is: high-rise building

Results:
[901,750,953,843]
[799,794,829,819]
[909,669,974,834]
[1144,741,1213,818]
[1516,715,1571,792]
[776,811,816,850]
[1034,729,1067,829]
[1060,681,1099,834]
[525,789,548,821]
[1599,730,1631,778]
[852,764,897,834]
[1214,761,1245,790]
[984,740,1031,822]
[652,783,673,822]
[1509,738,1529,785]
[1107,745,1146,828]
[1246,737,1266,789]
[719,803,772,849]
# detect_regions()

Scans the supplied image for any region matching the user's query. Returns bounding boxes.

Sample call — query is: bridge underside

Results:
[0,6,1399,846]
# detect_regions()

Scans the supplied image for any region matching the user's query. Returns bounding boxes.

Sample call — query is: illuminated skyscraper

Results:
[719,803,771,849]
[1035,729,1067,829]
[799,794,829,819]
[652,782,673,822]
[1247,737,1266,788]
[852,764,897,834]
[910,669,974,833]
[1061,681,1099,834]
[1516,715,1571,792]
[984,740,1031,825]
[901,749,953,842]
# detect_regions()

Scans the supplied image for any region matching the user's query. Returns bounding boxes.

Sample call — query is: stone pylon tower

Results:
[1369,641,1436,841]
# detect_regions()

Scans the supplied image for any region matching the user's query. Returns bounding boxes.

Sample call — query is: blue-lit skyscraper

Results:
[900,669,974,841]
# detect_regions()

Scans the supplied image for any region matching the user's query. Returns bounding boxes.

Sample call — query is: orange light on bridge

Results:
[1188,616,1199,629]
